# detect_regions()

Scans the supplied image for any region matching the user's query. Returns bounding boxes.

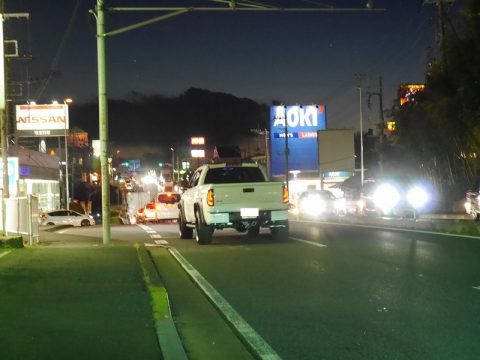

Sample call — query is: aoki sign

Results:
[269,105,327,176]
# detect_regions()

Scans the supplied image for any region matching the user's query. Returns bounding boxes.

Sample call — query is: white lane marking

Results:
[146,230,157,234]
[154,239,169,245]
[57,229,68,234]
[168,247,281,360]
[0,251,11,258]
[473,286,480,291]
[138,225,153,231]
[150,234,162,239]
[290,237,328,248]
[145,243,160,247]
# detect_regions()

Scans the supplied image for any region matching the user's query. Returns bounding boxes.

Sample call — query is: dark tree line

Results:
[390,0,480,204]
[71,87,269,151]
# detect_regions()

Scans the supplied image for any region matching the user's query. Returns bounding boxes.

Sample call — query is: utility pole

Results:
[250,128,270,179]
[1,1,8,235]
[94,0,111,245]
[424,0,455,69]
[368,76,385,175]
[358,88,364,187]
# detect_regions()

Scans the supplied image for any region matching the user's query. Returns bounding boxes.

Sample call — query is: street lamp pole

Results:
[170,147,175,184]
[358,87,364,187]
[283,106,290,194]
[64,108,69,210]
[63,98,73,210]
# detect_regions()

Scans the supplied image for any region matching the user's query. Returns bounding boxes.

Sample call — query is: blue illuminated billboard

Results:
[270,105,327,176]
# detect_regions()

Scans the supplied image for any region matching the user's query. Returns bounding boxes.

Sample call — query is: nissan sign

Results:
[16,104,69,137]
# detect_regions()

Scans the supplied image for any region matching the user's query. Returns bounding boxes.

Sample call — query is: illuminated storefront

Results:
[10,146,61,212]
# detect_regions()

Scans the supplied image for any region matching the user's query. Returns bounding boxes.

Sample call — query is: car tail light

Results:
[282,185,289,204]
[207,189,215,206]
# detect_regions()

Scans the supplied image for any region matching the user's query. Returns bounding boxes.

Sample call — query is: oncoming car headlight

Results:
[407,186,430,209]
[334,197,346,213]
[373,183,400,214]
[300,194,326,216]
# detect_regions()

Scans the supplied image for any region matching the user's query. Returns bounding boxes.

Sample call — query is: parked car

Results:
[41,210,95,227]
[465,191,480,220]
[156,192,181,221]
[136,202,157,224]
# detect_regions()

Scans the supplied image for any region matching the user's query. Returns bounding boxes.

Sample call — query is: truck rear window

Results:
[204,167,266,184]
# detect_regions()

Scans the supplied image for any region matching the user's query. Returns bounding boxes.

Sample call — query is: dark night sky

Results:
[6,0,465,133]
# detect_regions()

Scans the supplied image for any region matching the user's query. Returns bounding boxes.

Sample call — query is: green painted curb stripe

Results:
[136,244,188,360]
[168,247,281,360]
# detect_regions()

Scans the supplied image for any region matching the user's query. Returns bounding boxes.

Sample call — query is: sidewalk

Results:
[0,230,168,360]
[0,229,255,360]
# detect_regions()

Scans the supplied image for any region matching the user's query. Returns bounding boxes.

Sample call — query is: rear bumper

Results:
[205,209,288,227]
[156,208,179,220]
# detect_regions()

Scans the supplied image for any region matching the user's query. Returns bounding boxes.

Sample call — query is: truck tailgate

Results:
[210,182,285,212]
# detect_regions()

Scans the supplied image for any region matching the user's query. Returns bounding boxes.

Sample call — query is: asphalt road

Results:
[58,219,480,360]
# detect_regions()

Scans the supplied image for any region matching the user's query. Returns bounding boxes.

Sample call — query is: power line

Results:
[34,0,82,102]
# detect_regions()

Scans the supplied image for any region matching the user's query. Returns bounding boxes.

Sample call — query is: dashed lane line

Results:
[150,234,162,239]
[473,286,480,291]
[290,237,328,248]
[154,239,169,245]
[168,247,281,360]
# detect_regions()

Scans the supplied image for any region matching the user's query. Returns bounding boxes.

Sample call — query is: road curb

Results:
[136,244,188,360]
[294,215,480,239]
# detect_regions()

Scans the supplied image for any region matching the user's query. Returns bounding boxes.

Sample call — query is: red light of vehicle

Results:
[207,189,215,206]
[282,185,289,204]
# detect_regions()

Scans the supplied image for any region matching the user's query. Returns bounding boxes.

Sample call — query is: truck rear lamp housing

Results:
[207,189,215,206]
[282,185,289,204]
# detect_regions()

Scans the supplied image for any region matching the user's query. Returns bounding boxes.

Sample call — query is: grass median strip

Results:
[135,243,188,360]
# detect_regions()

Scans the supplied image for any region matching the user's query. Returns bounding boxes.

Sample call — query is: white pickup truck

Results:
[178,162,289,244]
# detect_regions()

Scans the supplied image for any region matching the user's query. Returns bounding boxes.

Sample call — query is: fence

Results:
[0,195,39,245]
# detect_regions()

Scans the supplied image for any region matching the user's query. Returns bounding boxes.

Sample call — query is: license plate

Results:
[241,208,259,218]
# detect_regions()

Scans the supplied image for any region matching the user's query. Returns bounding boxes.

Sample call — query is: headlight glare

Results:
[407,186,429,209]
[373,183,400,214]
[300,195,325,216]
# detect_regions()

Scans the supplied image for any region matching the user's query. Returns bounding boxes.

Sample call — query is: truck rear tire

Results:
[195,209,213,245]
[247,225,260,239]
[179,211,193,239]
[271,222,289,242]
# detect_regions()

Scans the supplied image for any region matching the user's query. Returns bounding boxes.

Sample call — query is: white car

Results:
[156,192,181,221]
[41,210,95,227]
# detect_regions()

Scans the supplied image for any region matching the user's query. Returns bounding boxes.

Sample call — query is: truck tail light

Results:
[207,189,215,206]
[282,185,289,204]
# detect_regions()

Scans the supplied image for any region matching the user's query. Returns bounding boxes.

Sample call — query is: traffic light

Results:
[158,162,164,167]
